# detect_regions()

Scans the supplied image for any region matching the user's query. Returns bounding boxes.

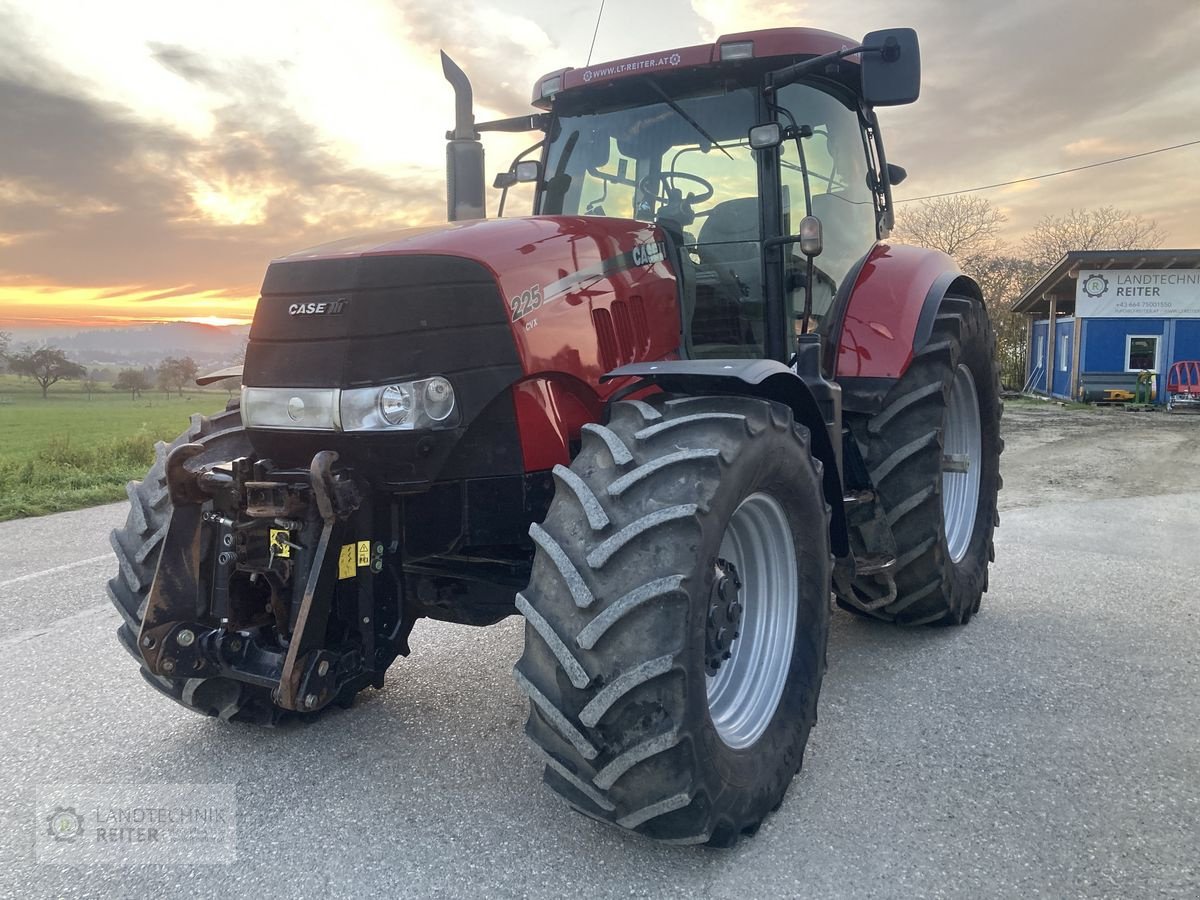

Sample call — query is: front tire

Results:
[107,408,378,725]
[514,395,831,846]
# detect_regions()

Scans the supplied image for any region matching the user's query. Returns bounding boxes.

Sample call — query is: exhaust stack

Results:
[441,52,486,222]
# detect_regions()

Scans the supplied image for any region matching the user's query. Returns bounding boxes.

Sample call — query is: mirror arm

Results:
[476,114,550,134]
[764,44,872,95]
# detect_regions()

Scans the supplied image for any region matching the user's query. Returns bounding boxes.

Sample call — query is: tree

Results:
[1021,206,1164,270]
[892,196,1007,269]
[890,197,1044,391]
[81,376,98,399]
[7,346,87,398]
[114,368,150,399]
[156,356,199,398]
[970,256,1043,390]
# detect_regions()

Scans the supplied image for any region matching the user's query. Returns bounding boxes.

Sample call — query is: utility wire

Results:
[896,138,1200,203]
[586,0,606,66]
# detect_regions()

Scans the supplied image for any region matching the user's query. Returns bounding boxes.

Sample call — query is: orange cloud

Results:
[0,283,257,328]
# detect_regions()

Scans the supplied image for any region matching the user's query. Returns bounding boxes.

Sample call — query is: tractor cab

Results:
[537,67,877,360]
[458,27,919,366]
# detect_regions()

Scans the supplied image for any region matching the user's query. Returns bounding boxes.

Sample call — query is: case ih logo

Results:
[288,298,348,316]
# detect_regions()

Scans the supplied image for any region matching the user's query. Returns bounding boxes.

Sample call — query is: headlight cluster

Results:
[241,377,459,432]
[341,377,458,431]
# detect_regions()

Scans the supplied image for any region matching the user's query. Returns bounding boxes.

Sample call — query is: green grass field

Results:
[0,375,230,520]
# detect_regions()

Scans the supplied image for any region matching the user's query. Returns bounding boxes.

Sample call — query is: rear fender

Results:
[833,243,983,415]
[601,360,848,557]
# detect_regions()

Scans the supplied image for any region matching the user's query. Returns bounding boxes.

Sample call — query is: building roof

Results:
[1011,248,1200,316]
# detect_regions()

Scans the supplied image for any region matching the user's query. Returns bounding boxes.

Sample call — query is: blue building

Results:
[1012,249,1200,402]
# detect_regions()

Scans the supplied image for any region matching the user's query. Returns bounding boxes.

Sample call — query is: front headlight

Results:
[241,387,340,431]
[240,377,459,432]
[340,377,459,431]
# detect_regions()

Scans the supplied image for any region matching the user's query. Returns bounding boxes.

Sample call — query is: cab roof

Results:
[531,27,859,109]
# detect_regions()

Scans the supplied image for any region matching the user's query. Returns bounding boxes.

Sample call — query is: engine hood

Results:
[268,215,677,323]
[255,215,682,386]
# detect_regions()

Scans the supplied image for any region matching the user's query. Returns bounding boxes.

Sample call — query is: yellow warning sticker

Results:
[269,529,291,559]
[357,541,371,567]
[338,544,357,580]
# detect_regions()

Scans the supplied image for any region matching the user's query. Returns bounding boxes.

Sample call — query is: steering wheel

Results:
[637,171,715,207]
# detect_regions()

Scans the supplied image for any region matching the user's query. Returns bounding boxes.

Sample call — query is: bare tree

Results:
[1021,206,1164,270]
[892,196,1007,268]
[81,376,98,399]
[889,196,1050,390]
[971,256,1043,389]
[7,346,88,398]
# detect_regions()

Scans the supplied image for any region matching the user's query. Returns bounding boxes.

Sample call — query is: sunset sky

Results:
[2,0,1199,330]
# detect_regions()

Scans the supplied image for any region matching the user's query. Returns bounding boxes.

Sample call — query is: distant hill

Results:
[6,322,250,368]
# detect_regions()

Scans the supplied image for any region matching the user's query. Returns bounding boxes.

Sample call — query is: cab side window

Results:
[776,85,877,326]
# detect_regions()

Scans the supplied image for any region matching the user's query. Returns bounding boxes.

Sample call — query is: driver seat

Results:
[688,197,762,357]
[696,197,760,293]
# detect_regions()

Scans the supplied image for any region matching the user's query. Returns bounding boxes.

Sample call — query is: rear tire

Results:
[514,395,831,846]
[843,293,1002,625]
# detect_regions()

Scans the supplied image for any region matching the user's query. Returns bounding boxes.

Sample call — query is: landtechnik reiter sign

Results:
[1076,270,1200,318]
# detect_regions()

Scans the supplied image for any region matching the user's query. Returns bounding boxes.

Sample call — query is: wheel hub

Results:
[705,559,743,675]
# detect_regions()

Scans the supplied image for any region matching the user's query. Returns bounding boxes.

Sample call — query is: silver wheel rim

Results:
[706,492,798,750]
[943,364,982,563]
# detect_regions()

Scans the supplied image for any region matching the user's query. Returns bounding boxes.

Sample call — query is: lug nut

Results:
[176,629,195,647]
[141,635,155,648]
[304,693,318,709]
[162,659,175,673]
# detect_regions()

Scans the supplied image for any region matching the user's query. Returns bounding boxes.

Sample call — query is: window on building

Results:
[1058,334,1069,371]
[1035,334,1045,367]
[1125,335,1159,372]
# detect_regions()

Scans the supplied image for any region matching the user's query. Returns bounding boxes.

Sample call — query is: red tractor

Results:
[109,27,1001,846]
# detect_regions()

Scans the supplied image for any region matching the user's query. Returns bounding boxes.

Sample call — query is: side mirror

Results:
[798,215,823,257]
[861,28,921,106]
[494,160,542,190]
[514,160,541,183]
[887,162,907,186]
[748,123,782,150]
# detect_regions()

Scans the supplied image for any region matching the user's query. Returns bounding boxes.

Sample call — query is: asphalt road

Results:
[0,493,1197,899]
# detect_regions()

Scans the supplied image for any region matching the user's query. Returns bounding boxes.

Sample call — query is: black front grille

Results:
[246,254,518,391]
[242,253,525,485]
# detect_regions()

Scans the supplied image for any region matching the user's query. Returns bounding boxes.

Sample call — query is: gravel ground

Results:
[0,403,1196,899]
[999,400,1200,509]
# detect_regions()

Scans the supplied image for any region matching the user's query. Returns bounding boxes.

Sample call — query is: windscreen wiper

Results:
[644,78,734,161]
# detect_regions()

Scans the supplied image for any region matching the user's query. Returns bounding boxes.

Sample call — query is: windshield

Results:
[541,86,768,358]
[540,86,760,225]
